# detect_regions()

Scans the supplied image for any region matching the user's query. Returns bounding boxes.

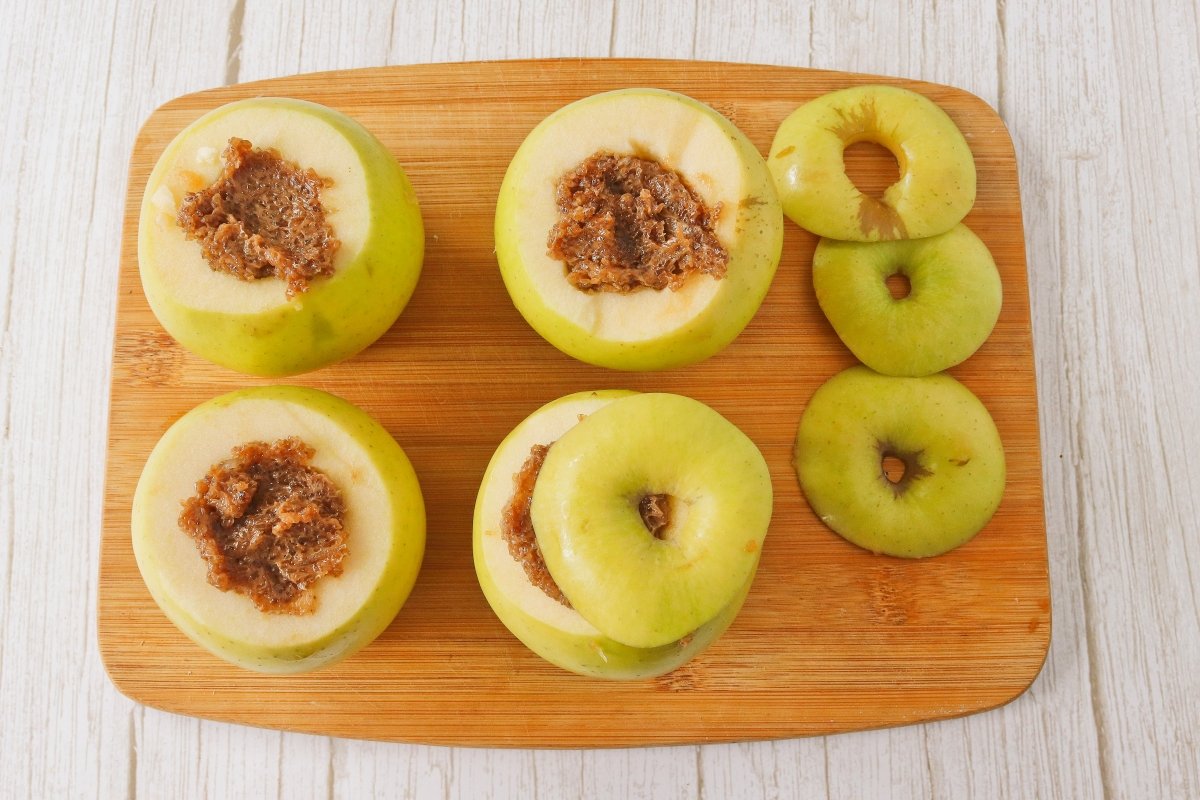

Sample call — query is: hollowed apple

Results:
[132,385,425,673]
[473,390,770,679]
[138,97,424,376]
[494,89,783,371]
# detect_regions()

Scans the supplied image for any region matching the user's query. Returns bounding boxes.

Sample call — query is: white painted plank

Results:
[1035,0,1199,795]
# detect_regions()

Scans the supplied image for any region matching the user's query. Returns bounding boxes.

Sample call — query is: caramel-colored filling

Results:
[638,493,672,539]
[500,444,570,606]
[547,152,728,293]
[177,137,340,298]
[178,437,347,614]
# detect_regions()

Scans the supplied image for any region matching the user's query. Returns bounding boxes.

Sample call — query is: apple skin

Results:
[132,385,425,673]
[495,89,783,371]
[813,223,1002,376]
[139,97,424,376]
[769,85,975,241]
[473,391,757,679]
[532,392,772,649]
[794,366,1005,558]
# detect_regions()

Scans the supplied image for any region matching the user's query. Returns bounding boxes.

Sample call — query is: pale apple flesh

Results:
[473,391,760,679]
[813,223,1002,376]
[769,85,976,241]
[495,89,783,371]
[139,97,424,376]
[132,385,425,673]
[794,367,1005,558]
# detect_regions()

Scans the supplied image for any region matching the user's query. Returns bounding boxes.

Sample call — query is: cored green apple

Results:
[532,392,772,648]
[132,385,425,673]
[139,97,424,376]
[473,391,761,679]
[813,223,1002,376]
[794,366,1005,558]
[769,85,976,241]
[495,89,783,371]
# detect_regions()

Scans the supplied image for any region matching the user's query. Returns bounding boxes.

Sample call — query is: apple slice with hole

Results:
[132,385,425,673]
[139,97,424,376]
[494,89,784,371]
[794,366,1005,557]
[473,391,763,679]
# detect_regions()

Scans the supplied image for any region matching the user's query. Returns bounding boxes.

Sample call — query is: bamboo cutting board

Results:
[98,59,1049,747]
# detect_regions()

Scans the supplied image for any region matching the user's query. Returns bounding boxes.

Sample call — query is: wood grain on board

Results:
[97,59,1048,748]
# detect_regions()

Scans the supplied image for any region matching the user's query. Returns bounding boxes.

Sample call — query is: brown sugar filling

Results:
[179,437,347,615]
[177,137,340,299]
[547,152,729,293]
[501,444,571,606]
[500,442,675,606]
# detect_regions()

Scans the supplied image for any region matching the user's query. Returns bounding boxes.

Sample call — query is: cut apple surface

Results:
[473,391,768,678]
[139,97,424,376]
[133,385,425,673]
[495,89,783,371]
[794,367,1005,558]
[769,85,976,241]
[813,223,1002,376]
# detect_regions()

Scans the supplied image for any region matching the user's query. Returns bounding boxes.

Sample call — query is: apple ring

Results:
[531,392,772,649]
[769,85,976,241]
[813,223,1001,376]
[473,390,758,679]
[794,367,1005,558]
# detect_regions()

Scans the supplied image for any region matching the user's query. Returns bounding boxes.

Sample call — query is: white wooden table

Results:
[2,1,1197,797]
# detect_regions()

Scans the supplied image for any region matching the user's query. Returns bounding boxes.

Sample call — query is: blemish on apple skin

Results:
[950,457,971,466]
[774,145,796,159]
[743,539,758,553]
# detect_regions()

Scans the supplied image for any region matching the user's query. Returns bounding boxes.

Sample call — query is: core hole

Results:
[882,455,907,484]
[843,141,901,200]
[886,272,912,299]
[639,493,672,539]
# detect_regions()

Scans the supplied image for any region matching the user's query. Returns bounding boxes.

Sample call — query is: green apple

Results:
[473,391,757,679]
[132,385,425,673]
[794,366,1005,558]
[813,223,1002,376]
[495,88,783,371]
[139,97,424,376]
[769,85,975,241]
[531,392,772,649]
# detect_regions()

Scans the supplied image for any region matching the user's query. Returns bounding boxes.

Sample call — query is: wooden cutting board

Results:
[98,59,1050,747]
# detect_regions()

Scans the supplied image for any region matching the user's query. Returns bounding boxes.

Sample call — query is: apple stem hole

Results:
[843,140,901,199]
[882,455,907,484]
[886,272,912,300]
